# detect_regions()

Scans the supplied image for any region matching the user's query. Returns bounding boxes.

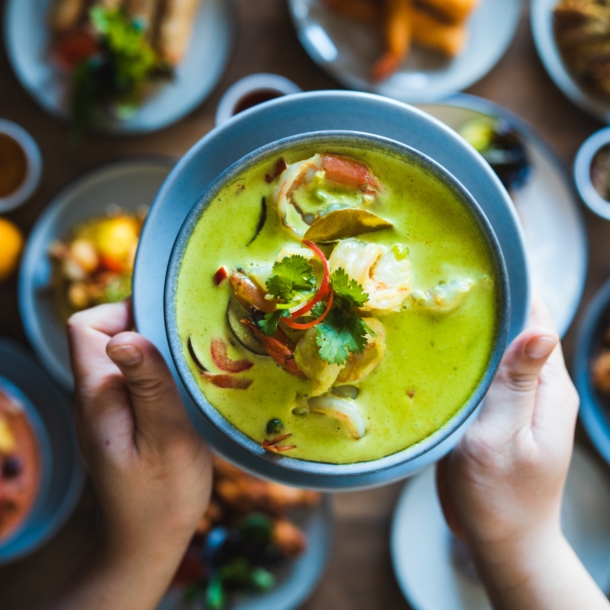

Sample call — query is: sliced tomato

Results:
[210,338,253,373]
[201,373,252,389]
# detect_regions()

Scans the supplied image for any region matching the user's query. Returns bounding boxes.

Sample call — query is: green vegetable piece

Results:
[205,575,226,610]
[266,418,284,435]
[220,556,254,586]
[266,255,316,301]
[257,309,289,337]
[239,513,273,546]
[303,208,393,243]
[251,567,276,591]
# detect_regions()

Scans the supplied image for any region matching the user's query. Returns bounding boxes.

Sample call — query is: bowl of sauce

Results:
[0,120,42,212]
[215,74,302,127]
[574,127,610,220]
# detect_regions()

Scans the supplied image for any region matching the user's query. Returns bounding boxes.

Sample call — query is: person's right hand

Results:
[52,301,212,610]
[436,296,609,609]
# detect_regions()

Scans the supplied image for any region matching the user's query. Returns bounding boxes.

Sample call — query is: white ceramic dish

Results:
[418,94,587,337]
[531,0,610,123]
[4,0,235,134]
[215,74,302,127]
[158,496,334,610]
[132,90,530,490]
[0,339,84,565]
[19,158,174,390]
[574,127,610,221]
[288,0,523,102]
[391,445,610,610]
[0,119,42,213]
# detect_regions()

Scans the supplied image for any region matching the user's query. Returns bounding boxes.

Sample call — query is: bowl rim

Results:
[574,277,610,465]
[574,127,610,221]
[164,130,511,478]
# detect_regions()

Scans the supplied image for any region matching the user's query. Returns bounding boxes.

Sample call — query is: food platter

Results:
[0,339,84,565]
[418,94,587,337]
[390,445,610,610]
[3,0,235,134]
[19,158,174,390]
[287,0,523,102]
[158,496,334,610]
[133,90,530,490]
[531,0,610,123]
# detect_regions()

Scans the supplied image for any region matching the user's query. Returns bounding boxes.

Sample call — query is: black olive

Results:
[266,418,284,435]
[2,456,22,479]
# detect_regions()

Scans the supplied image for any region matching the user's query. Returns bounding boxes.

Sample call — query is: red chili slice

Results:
[288,240,330,320]
[283,290,334,330]
[214,266,229,285]
[210,338,253,373]
[201,372,252,389]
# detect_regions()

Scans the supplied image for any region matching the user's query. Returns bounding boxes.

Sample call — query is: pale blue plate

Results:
[133,91,530,490]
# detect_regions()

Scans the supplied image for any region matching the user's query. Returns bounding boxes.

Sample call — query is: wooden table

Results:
[0,1,609,608]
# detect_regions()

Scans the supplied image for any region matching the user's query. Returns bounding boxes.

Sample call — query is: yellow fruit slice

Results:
[0,218,24,283]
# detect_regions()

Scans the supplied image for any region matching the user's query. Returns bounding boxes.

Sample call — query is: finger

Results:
[477,327,558,432]
[106,332,193,448]
[67,302,133,386]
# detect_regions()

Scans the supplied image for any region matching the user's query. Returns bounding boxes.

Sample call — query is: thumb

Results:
[478,327,558,431]
[106,331,192,445]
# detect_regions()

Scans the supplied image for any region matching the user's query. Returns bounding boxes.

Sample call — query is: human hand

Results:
[436,296,609,610]
[61,301,212,610]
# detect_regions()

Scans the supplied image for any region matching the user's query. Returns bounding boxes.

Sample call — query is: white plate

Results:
[288,0,523,102]
[531,0,610,123]
[391,445,610,610]
[19,158,174,390]
[418,95,587,337]
[158,496,334,610]
[4,0,235,134]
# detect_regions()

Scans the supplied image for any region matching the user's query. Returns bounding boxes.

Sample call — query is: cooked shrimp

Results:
[329,239,411,312]
[409,278,474,312]
[273,154,382,237]
[337,318,386,384]
[307,396,367,439]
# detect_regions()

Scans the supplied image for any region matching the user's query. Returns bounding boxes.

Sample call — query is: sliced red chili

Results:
[201,372,252,389]
[287,240,330,319]
[214,266,229,285]
[283,290,334,330]
[210,338,253,373]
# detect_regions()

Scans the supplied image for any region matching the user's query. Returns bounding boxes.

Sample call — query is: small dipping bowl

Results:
[215,73,302,127]
[165,130,510,488]
[574,278,610,466]
[0,119,42,213]
[574,127,610,220]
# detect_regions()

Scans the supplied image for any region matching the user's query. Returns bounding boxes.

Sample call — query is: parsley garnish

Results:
[330,268,368,308]
[315,309,371,365]
[265,256,316,301]
[258,310,289,337]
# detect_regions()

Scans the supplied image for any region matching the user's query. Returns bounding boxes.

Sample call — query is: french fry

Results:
[156,0,203,66]
[412,8,467,57]
[415,0,479,25]
[49,0,87,32]
[322,0,380,23]
[371,0,412,82]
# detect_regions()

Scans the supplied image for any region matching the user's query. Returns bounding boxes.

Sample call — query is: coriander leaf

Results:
[315,309,370,365]
[257,310,288,337]
[311,301,326,319]
[266,255,315,301]
[331,268,368,309]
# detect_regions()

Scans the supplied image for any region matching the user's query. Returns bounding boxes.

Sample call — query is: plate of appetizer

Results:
[133,90,530,490]
[159,457,332,610]
[532,0,610,123]
[4,0,235,134]
[287,0,523,102]
[19,158,173,390]
[390,445,610,610]
[0,339,84,564]
[417,94,587,337]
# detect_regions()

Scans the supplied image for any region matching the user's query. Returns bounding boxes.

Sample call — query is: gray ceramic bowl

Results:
[165,130,510,483]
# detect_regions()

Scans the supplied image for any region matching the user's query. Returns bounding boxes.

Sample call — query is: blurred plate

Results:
[531,0,610,123]
[418,94,587,337]
[19,158,173,390]
[288,0,523,102]
[391,445,610,610]
[0,339,84,564]
[158,496,334,610]
[4,0,235,134]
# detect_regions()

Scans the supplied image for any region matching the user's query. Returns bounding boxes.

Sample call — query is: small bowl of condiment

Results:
[574,127,610,220]
[0,120,42,212]
[215,74,302,127]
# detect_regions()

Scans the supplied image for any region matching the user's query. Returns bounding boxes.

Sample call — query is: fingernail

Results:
[525,335,557,360]
[108,344,143,366]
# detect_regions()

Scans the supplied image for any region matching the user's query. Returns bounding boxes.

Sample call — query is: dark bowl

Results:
[164,130,511,485]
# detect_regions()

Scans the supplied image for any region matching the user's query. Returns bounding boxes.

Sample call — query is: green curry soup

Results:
[175,145,498,464]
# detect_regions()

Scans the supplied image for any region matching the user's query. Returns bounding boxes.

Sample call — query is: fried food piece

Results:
[372,0,413,82]
[156,0,203,66]
[593,350,610,394]
[272,518,308,557]
[412,9,467,57]
[415,0,479,24]
[49,0,87,32]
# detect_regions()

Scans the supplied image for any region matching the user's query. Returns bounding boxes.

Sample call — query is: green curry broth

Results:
[176,146,498,464]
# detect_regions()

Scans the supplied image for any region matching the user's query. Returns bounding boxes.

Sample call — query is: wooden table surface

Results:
[1,1,610,608]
